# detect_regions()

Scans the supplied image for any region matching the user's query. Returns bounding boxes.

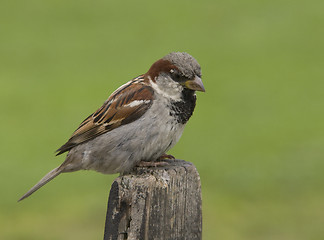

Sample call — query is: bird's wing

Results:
[56,77,154,155]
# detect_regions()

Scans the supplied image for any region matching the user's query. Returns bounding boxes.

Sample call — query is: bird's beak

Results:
[184,76,205,92]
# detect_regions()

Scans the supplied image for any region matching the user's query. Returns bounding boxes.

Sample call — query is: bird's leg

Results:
[136,154,175,168]
[158,153,175,160]
[136,161,169,167]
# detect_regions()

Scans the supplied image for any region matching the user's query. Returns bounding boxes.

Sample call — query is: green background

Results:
[1,0,323,239]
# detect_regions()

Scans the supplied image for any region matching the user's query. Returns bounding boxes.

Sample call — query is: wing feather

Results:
[56,78,154,155]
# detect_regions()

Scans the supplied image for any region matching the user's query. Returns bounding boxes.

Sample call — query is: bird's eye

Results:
[170,69,182,81]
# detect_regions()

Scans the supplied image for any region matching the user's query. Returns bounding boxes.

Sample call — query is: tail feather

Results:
[18,167,62,202]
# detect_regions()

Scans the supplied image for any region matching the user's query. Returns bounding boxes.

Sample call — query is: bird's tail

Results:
[18,167,62,202]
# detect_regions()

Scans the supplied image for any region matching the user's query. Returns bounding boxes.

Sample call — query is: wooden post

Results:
[103,159,202,240]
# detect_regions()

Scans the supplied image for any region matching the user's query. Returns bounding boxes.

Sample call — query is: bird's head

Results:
[145,52,205,100]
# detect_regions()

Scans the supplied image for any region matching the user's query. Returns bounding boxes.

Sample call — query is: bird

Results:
[18,52,205,201]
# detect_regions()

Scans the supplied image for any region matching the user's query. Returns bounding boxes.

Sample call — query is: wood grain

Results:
[104,160,202,240]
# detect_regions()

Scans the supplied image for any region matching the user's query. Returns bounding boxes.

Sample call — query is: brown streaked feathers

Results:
[56,76,154,155]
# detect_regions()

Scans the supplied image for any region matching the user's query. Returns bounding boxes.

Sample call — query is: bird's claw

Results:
[158,153,175,160]
[136,161,169,167]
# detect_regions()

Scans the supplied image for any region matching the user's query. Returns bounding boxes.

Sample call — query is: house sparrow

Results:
[19,52,205,201]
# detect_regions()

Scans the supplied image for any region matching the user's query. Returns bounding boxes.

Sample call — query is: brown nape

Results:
[144,59,178,82]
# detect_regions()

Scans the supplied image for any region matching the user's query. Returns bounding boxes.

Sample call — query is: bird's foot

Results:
[136,154,175,168]
[158,153,175,161]
[136,161,169,167]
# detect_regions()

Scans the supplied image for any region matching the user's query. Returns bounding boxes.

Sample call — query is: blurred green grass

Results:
[1,0,324,239]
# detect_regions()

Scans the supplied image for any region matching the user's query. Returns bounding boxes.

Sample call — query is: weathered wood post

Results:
[103,159,202,240]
